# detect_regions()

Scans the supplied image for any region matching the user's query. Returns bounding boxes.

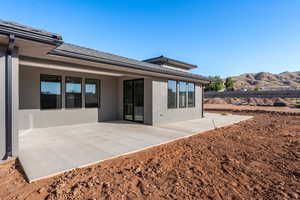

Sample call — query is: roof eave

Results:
[0,26,63,46]
[49,49,209,83]
[143,56,198,70]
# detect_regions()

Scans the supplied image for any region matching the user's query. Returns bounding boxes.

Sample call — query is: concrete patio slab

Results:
[19,113,252,182]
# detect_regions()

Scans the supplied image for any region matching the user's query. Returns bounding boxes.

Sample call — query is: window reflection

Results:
[66,77,82,108]
[168,80,177,108]
[40,74,62,109]
[85,79,99,108]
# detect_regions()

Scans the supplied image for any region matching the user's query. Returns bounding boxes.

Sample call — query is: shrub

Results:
[293,104,300,109]
[273,102,287,107]
[205,76,224,91]
[225,77,234,90]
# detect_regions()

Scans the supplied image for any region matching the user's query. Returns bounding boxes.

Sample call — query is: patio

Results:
[18,113,252,182]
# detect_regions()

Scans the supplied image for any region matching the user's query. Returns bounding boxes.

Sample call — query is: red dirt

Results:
[0,112,300,200]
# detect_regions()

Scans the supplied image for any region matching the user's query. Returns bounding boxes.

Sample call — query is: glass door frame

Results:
[123,79,144,123]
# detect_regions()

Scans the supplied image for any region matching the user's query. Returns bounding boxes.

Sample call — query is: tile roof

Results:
[143,55,198,69]
[0,19,62,45]
[50,43,209,82]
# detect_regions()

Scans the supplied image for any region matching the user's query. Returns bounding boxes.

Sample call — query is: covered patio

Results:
[18,113,252,182]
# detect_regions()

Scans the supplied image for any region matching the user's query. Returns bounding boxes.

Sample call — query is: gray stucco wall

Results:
[11,49,19,156]
[152,78,203,125]
[0,47,6,159]
[19,65,119,130]
[117,77,152,124]
[19,62,203,130]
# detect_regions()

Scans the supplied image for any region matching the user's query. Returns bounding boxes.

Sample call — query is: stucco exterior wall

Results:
[19,63,203,130]
[152,78,203,125]
[19,65,119,130]
[11,49,19,156]
[117,77,152,124]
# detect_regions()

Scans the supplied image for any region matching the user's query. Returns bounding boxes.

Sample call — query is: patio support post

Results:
[0,46,6,160]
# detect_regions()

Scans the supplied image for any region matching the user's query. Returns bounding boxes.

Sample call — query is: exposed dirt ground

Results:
[0,112,300,200]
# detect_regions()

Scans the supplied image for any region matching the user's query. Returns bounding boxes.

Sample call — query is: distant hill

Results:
[231,71,300,90]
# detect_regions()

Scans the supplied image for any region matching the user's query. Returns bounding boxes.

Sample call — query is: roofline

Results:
[0,20,63,46]
[143,55,198,69]
[49,49,209,83]
[0,19,209,83]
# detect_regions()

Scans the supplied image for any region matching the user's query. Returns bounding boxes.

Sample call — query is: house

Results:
[0,19,209,161]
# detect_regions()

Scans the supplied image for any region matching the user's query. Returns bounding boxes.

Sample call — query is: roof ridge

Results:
[60,43,161,67]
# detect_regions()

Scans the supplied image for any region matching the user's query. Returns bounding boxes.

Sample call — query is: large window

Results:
[40,74,62,109]
[85,79,99,108]
[188,83,195,107]
[179,81,187,108]
[66,77,82,108]
[168,80,177,108]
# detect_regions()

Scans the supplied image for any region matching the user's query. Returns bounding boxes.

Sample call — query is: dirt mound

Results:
[248,98,264,106]
[247,98,274,106]
[205,98,227,104]
[225,97,243,105]
[206,97,298,107]
[273,97,290,106]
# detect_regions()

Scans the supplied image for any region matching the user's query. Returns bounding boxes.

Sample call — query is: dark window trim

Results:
[123,78,144,123]
[188,82,196,108]
[40,74,62,110]
[167,79,178,109]
[65,76,83,109]
[84,78,100,108]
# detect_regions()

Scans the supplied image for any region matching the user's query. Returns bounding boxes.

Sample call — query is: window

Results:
[85,79,99,108]
[66,77,82,108]
[179,81,187,108]
[188,83,195,107]
[168,80,177,108]
[40,74,62,109]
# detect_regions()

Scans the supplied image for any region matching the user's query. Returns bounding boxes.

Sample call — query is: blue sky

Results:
[1,1,300,77]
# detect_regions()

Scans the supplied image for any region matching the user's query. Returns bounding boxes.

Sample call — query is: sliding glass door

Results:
[123,79,144,122]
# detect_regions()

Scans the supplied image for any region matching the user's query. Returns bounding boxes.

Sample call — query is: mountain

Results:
[231,71,300,90]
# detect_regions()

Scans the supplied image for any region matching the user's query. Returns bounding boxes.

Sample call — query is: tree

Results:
[254,86,260,91]
[225,77,234,90]
[205,76,224,91]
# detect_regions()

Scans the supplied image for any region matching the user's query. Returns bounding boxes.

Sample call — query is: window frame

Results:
[188,82,195,108]
[178,81,187,108]
[65,76,83,109]
[40,74,62,110]
[85,78,100,108]
[167,79,178,109]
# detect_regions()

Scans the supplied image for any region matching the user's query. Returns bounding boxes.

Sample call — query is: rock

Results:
[87,182,94,188]
[289,192,299,199]
[71,184,81,195]
[37,187,46,193]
